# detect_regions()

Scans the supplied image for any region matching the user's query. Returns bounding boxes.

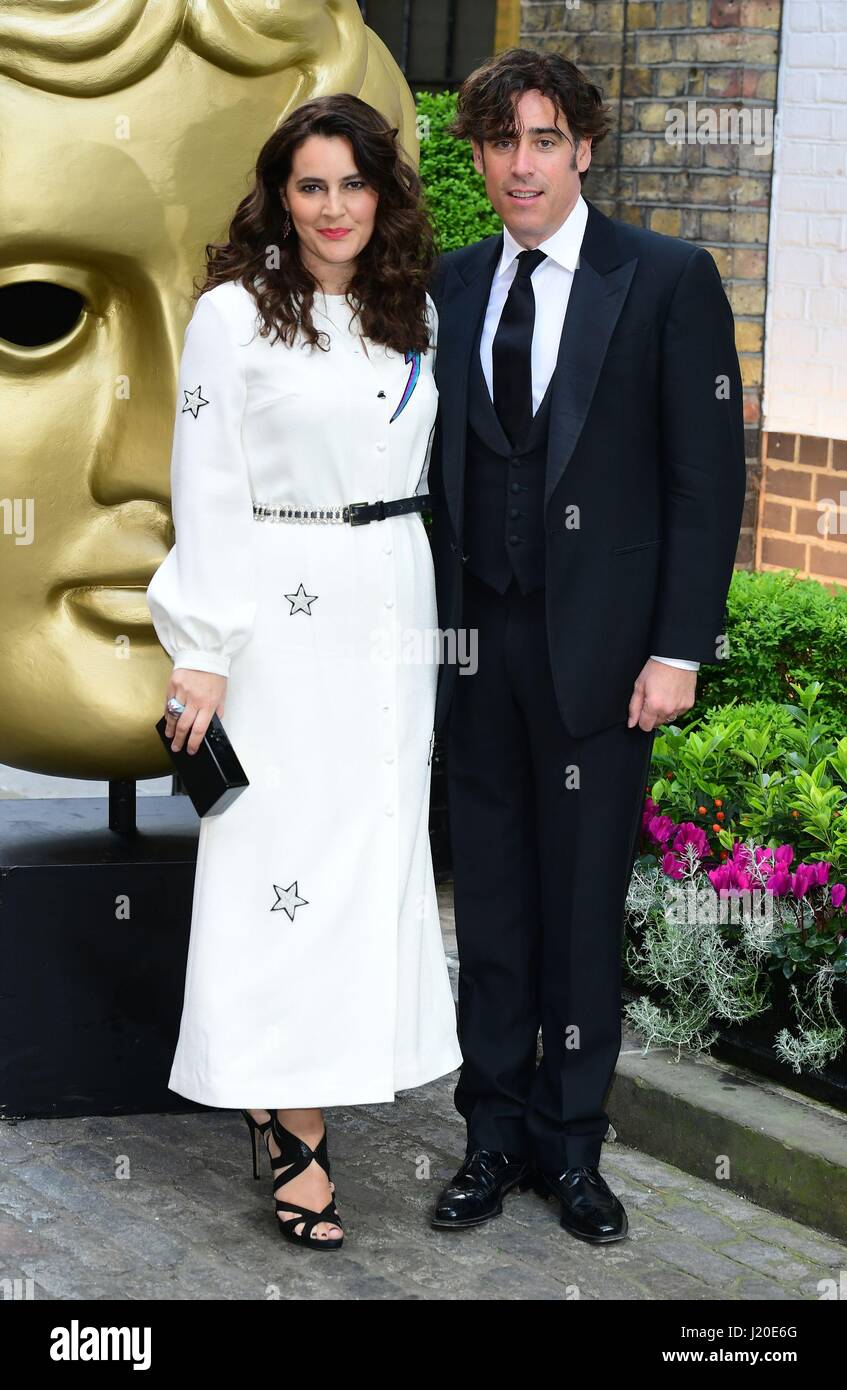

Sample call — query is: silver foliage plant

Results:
[624,840,845,1072]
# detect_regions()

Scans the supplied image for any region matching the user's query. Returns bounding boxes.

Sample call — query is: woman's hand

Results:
[165,668,228,754]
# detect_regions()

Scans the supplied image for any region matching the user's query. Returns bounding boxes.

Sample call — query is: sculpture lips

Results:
[65,585,155,630]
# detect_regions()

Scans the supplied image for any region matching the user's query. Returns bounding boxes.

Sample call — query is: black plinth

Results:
[0,794,211,1120]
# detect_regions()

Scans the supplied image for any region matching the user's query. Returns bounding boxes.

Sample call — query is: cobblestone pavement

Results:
[2,1074,846,1301]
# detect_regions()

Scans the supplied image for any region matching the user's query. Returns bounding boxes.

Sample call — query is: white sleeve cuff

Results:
[651,655,701,671]
[171,651,231,678]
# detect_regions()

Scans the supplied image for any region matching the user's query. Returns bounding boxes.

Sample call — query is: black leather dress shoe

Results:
[532,1165,628,1243]
[431,1149,534,1229]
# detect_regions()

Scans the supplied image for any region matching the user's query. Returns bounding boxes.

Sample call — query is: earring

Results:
[281,206,291,238]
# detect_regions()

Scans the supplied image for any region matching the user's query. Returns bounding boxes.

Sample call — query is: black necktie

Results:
[491,247,547,448]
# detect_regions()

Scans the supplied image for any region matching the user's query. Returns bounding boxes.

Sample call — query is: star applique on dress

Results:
[182,385,209,418]
[284,582,319,616]
[271,881,309,921]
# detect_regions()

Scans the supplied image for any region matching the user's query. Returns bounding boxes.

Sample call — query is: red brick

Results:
[761,536,806,569]
[808,547,847,582]
[760,499,792,531]
[798,435,830,467]
[794,504,835,541]
[763,464,812,500]
[711,0,741,25]
[765,432,796,462]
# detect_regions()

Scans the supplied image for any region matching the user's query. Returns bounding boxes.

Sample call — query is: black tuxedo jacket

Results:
[427,197,747,740]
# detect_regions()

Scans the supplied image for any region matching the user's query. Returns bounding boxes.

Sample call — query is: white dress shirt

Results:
[479,193,699,674]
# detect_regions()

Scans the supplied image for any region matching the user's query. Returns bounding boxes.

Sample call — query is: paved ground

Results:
[2,882,845,1301]
[2,1076,846,1301]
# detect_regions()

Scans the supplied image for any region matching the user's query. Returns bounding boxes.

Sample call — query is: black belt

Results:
[348,494,432,525]
[252,494,433,526]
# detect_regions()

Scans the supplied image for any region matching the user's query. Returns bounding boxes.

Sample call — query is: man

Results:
[426,48,746,1243]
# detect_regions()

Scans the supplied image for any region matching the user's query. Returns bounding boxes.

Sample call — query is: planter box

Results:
[622,969,847,1115]
[710,971,847,1114]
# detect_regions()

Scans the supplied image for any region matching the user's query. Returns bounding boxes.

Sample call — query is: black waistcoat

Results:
[462,308,555,595]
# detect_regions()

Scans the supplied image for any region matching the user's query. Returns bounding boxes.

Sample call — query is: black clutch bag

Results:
[155,710,249,818]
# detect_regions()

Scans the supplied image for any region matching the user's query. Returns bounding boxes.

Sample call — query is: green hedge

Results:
[695,569,847,727]
[416,90,501,253]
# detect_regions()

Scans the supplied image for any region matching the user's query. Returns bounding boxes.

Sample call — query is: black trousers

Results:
[445,568,656,1172]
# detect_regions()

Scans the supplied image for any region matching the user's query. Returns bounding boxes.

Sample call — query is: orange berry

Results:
[716,811,725,821]
[698,806,707,815]
[712,823,721,833]
[714,797,723,807]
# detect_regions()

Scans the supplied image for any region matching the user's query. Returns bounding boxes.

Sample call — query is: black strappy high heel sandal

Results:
[267,1111,344,1250]
[241,1109,274,1180]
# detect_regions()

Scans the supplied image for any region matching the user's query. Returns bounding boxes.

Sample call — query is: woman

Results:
[146,94,462,1250]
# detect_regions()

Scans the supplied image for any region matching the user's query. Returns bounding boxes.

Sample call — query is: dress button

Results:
[377,390,386,398]
[509,507,520,519]
[511,459,522,468]
[385,598,395,608]
[510,482,521,494]
[384,546,392,555]
[509,534,520,545]
[384,805,394,817]
[384,754,394,764]
[376,442,387,452]
[382,703,390,711]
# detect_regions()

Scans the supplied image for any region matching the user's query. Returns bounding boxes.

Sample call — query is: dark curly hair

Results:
[449,47,613,184]
[195,94,435,355]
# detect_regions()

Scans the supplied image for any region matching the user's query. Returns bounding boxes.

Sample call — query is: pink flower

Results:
[661,851,686,880]
[729,841,756,874]
[708,864,733,893]
[766,869,793,897]
[707,861,750,894]
[791,864,817,898]
[648,815,676,846]
[832,883,846,909]
[775,844,794,868]
[672,822,711,861]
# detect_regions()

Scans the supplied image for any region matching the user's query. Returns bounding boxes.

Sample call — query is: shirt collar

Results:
[497,193,588,278]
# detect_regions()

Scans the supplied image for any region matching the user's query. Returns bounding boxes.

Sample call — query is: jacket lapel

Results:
[544,201,638,514]
[434,234,501,543]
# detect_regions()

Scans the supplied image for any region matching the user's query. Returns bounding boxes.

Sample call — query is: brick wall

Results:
[759,433,847,590]
[521,0,783,569]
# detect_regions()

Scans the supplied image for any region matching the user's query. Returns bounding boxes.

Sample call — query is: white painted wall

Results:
[762,0,847,439]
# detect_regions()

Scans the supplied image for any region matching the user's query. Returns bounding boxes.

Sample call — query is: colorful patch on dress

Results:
[390,351,421,422]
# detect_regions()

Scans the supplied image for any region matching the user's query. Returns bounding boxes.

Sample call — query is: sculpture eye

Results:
[0,281,85,348]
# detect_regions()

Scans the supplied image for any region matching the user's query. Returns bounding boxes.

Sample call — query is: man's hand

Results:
[627,658,697,732]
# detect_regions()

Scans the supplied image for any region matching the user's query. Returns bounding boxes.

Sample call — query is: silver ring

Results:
[166,697,186,716]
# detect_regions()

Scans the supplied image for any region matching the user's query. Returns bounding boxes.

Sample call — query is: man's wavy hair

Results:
[449,47,613,184]
[198,93,435,355]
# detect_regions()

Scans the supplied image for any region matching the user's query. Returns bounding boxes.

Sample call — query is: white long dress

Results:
[146,278,462,1108]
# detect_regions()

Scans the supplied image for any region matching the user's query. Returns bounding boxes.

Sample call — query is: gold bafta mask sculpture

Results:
[0,0,418,780]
